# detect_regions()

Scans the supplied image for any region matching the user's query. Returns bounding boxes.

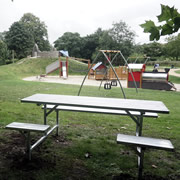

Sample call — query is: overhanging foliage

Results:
[140,4,180,41]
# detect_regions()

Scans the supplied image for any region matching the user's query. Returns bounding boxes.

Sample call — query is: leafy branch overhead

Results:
[140,4,180,41]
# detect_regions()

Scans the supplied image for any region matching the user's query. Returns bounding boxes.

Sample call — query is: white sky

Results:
[0,0,180,45]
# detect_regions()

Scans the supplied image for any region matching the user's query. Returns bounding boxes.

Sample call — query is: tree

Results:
[92,21,136,61]
[54,21,136,60]
[80,29,103,59]
[0,40,10,65]
[109,21,135,44]
[140,4,180,41]
[5,13,50,59]
[54,32,82,57]
[90,30,116,63]
[80,35,97,59]
[108,21,136,57]
[142,42,164,58]
[20,13,50,51]
[0,32,6,41]
[98,30,115,50]
[5,22,34,59]
[164,33,180,60]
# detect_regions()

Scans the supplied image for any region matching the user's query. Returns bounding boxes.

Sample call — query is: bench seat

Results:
[6,122,50,132]
[117,133,174,179]
[117,134,174,151]
[6,122,51,160]
[44,105,158,118]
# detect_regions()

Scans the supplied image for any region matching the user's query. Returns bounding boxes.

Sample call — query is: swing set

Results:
[78,50,137,99]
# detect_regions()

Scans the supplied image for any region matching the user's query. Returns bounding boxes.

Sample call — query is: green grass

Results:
[169,75,180,84]
[175,69,180,74]
[0,58,180,179]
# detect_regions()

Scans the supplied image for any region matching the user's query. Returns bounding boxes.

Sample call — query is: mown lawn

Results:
[175,70,180,74]
[0,59,180,180]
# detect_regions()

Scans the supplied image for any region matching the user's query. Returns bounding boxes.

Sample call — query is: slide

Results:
[45,50,69,77]
[62,61,67,79]
[46,60,59,75]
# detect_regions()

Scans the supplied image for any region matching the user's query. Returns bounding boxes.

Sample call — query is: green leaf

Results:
[161,24,173,36]
[149,27,160,41]
[157,4,173,22]
[157,4,180,23]
[170,6,180,19]
[140,20,156,32]
[140,21,160,41]
[174,17,180,32]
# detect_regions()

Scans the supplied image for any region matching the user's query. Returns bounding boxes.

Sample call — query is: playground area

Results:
[35,50,179,93]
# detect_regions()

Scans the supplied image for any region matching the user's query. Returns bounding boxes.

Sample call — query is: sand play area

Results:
[23,75,127,88]
[23,72,180,91]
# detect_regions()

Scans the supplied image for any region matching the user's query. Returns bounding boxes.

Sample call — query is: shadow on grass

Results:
[0,131,179,180]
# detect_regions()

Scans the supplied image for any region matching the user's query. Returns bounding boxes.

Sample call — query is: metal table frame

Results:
[42,104,145,137]
[43,104,59,135]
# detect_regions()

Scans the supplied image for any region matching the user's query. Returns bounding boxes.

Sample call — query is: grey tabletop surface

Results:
[21,94,169,114]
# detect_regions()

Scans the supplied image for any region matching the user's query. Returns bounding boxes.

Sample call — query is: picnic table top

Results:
[21,94,169,114]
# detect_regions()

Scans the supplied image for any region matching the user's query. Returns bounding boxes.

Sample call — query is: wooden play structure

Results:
[88,51,128,81]
[90,62,107,80]
[71,57,90,67]
[109,66,127,80]
[89,64,127,80]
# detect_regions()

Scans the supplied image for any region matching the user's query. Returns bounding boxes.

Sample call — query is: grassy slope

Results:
[0,58,180,179]
[0,57,88,79]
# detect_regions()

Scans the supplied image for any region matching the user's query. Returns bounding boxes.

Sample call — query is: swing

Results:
[104,82,111,90]
[111,80,117,86]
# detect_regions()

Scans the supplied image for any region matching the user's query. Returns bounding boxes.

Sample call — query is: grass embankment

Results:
[0,57,88,79]
[0,58,180,180]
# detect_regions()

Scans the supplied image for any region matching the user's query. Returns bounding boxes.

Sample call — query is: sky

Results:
[0,0,180,45]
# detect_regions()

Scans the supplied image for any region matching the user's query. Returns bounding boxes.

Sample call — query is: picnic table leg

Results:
[26,131,31,160]
[44,104,47,125]
[137,148,145,180]
[56,110,59,136]
[136,113,144,179]
[136,114,144,136]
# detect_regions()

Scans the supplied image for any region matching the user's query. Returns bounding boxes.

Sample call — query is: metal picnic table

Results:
[20,94,171,179]
[21,93,169,136]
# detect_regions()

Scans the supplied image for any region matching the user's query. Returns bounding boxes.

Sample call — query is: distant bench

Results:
[6,122,51,160]
[43,105,158,118]
[117,134,174,180]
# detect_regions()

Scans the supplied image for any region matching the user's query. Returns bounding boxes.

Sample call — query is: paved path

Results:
[169,68,180,91]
